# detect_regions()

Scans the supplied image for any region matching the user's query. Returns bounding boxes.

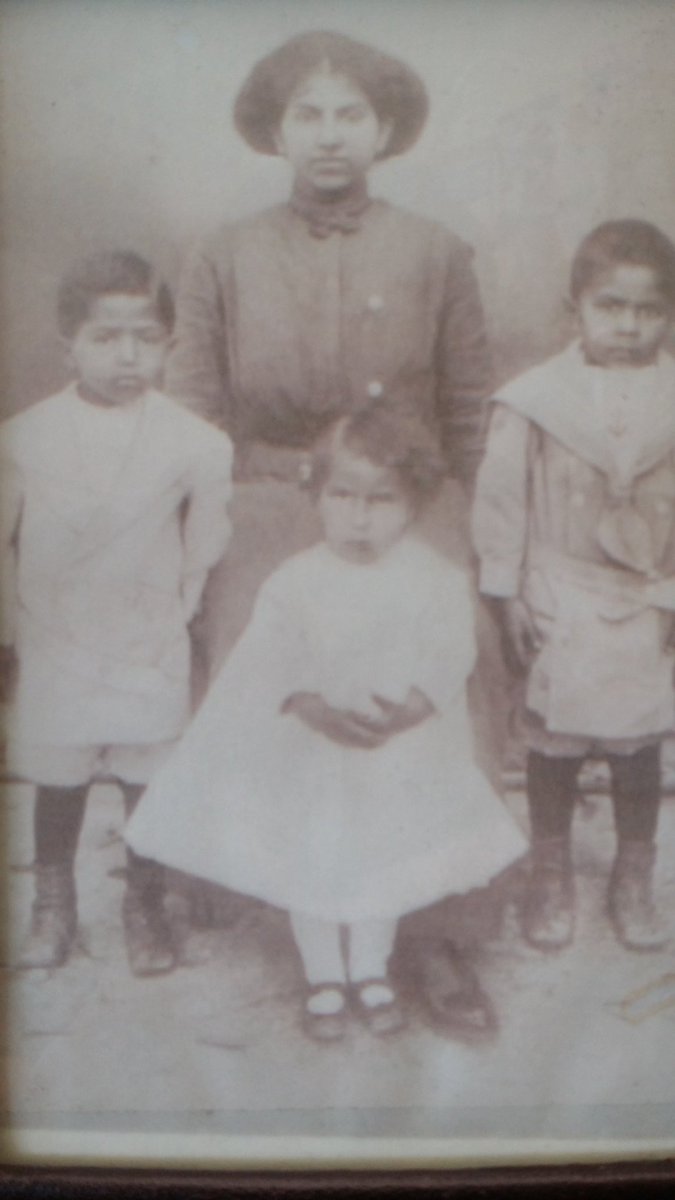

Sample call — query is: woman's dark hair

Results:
[308,403,447,509]
[233,30,428,159]
[57,250,175,338]
[570,219,675,304]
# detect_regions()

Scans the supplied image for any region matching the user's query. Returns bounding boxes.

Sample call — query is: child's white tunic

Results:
[127,538,526,922]
[0,385,232,753]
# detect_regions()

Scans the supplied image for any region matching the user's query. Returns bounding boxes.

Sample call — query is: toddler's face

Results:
[577,264,672,367]
[67,293,169,406]
[274,68,392,194]
[319,448,412,564]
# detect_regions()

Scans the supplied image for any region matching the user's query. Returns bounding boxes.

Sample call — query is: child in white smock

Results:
[127,405,526,1040]
[0,251,232,976]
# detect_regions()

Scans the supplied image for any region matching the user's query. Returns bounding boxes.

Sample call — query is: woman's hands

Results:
[283,688,434,749]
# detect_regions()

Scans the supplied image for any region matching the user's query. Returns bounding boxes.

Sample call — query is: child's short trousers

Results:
[6,739,177,787]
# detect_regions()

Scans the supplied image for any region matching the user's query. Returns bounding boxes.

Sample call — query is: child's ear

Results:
[564,295,581,332]
[59,336,75,370]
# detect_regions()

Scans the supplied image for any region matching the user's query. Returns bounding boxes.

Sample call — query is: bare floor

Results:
[2,775,675,1149]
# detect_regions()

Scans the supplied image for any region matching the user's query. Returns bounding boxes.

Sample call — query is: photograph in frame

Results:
[1,0,675,1179]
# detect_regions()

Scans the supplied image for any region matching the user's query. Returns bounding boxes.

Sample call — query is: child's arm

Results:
[180,439,233,622]
[472,403,538,668]
[0,453,23,703]
[497,597,542,670]
[0,646,18,705]
[472,403,530,596]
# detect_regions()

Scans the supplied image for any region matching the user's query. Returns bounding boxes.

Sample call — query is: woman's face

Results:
[274,68,392,194]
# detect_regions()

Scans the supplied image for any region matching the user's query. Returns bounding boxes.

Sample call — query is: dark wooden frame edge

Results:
[1,1159,675,1198]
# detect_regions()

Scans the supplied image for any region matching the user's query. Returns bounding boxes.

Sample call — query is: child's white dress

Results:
[127,537,526,922]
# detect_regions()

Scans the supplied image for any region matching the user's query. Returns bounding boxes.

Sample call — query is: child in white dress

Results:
[127,406,526,1039]
[1,251,232,976]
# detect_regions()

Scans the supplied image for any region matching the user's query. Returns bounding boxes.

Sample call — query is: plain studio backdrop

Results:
[1,0,675,413]
[5,2,675,1157]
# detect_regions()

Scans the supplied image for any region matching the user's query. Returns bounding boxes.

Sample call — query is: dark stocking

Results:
[115,778,175,976]
[33,784,88,867]
[526,752,582,839]
[608,745,661,843]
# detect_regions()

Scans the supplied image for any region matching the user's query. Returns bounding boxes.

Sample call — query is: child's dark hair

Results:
[570,219,675,305]
[56,250,175,339]
[308,404,447,510]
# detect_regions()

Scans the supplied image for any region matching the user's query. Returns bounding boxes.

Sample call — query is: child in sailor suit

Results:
[473,219,675,954]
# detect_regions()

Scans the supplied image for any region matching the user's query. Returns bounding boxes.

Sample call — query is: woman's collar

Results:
[289,177,371,237]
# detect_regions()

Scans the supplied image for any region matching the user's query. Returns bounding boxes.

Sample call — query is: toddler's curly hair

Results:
[308,403,447,510]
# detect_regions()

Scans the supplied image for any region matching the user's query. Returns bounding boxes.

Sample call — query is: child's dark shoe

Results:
[521,835,575,951]
[123,852,176,976]
[351,978,407,1036]
[433,984,497,1038]
[608,839,669,952]
[122,891,176,976]
[410,941,497,1039]
[187,879,242,929]
[302,983,349,1043]
[16,864,77,970]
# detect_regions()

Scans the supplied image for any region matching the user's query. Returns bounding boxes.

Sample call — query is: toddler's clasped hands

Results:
[283,687,434,749]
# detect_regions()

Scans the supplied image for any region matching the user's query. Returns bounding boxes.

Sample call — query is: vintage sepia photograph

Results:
[1,0,675,1174]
